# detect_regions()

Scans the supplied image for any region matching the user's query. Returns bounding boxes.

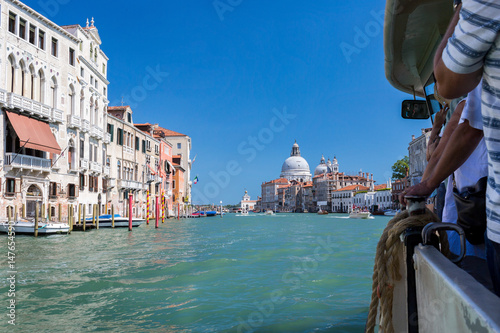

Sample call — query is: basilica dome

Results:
[314,155,331,176]
[280,141,312,182]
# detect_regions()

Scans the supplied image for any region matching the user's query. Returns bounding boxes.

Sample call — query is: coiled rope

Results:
[365,209,450,333]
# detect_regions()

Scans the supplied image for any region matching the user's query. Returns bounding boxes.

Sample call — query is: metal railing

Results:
[119,179,144,191]
[90,161,102,173]
[67,114,81,128]
[103,165,110,175]
[52,108,64,123]
[4,153,51,171]
[81,119,90,132]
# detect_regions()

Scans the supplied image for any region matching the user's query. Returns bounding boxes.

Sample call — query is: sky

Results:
[22,0,431,205]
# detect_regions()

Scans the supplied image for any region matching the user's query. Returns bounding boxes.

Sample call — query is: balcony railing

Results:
[104,133,111,144]
[103,165,110,176]
[124,146,134,154]
[80,159,89,171]
[67,114,81,129]
[119,179,144,191]
[81,119,90,132]
[7,92,51,119]
[4,153,51,172]
[90,125,103,139]
[109,178,117,188]
[52,108,64,123]
[0,89,7,105]
[90,161,102,173]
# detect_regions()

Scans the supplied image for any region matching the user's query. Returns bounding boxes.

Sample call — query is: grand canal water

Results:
[1,213,390,332]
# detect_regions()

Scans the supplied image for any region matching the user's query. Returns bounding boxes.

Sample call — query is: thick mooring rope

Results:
[365,209,450,333]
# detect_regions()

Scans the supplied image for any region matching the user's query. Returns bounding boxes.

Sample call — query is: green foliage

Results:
[392,156,409,180]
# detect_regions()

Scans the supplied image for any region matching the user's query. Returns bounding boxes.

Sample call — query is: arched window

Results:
[90,43,93,59]
[7,55,15,93]
[68,85,75,115]
[94,47,98,62]
[117,160,121,179]
[68,139,76,171]
[50,76,57,108]
[94,100,99,126]
[29,65,35,100]
[89,97,94,124]
[80,89,85,117]
[19,61,26,97]
[38,69,45,103]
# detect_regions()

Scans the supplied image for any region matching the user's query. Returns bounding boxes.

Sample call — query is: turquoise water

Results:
[1,213,389,332]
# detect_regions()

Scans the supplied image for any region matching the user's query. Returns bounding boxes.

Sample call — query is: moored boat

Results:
[205,211,217,217]
[87,214,145,228]
[0,220,69,234]
[384,209,399,216]
[317,210,329,215]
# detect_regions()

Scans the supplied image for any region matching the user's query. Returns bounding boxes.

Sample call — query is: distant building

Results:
[261,178,289,211]
[240,190,257,211]
[409,128,431,186]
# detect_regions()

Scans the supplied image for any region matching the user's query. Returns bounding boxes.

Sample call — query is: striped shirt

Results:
[442,0,500,243]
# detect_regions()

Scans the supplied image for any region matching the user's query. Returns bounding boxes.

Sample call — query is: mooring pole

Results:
[146,190,150,225]
[82,204,86,232]
[128,193,133,231]
[112,205,115,228]
[34,203,39,238]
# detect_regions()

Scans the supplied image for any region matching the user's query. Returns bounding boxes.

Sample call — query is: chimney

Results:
[412,135,415,140]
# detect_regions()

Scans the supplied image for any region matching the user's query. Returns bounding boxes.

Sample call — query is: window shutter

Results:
[119,129,123,145]
[110,124,114,142]
[15,179,21,193]
[75,185,79,197]
[57,183,61,196]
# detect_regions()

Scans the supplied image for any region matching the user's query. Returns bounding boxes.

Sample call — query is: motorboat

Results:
[86,214,145,227]
[348,210,371,219]
[205,211,217,217]
[317,210,329,215]
[240,210,249,216]
[0,220,69,235]
[384,209,399,216]
[265,210,274,215]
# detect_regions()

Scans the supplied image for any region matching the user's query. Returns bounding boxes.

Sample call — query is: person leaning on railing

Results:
[430,0,500,296]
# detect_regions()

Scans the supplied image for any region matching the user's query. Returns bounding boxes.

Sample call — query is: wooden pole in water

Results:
[7,206,11,223]
[14,205,18,221]
[42,203,46,221]
[96,204,100,230]
[162,193,165,223]
[78,204,82,225]
[146,190,150,225]
[177,202,180,220]
[69,205,73,233]
[128,193,133,231]
[92,204,96,226]
[34,203,39,237]
[155,195,159,229]
[22,203,26,219]
[82,204,86,232]
[111,205,115,228]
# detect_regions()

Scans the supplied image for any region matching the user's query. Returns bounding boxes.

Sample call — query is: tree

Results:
[392,156,409,180]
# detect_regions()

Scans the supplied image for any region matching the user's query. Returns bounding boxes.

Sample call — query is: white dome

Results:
[314,155,332,176]
[280,141,312,182]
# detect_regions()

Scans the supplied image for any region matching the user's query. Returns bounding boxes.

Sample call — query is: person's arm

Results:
[399,102,464,204]
[434,4,483,98]
[421,101,464,180]
[426,107,447,161]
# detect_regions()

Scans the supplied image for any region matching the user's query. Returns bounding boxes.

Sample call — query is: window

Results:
[80,67,84,77]
[135,137,139,150]
[177,143,181,149]
[38,30,45,50]
[102,179,107,194]
[117,128,123,145]
[49,182,57,198]
[90,76,94,85]
[79,173,85,189]
[127,113,131,123]
[69,48,75,66]
[89,143,93,162]
[103,87,107,96]
[107,124,114,142]
[173,180,176,189]
[80,139,85,159]
[9,12,16,34]
[29,25,36,44]
[79,42,83,51]
[19,18,26,39]
[51,38,58,57]
[68,184,76,198]
[142,140,146,153]
[6,178,15,195]
[102,64,106,74]
[95,80,98,89]
[117,161,121,179]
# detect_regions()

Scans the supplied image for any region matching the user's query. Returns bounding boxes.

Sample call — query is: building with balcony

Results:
[0,1,108,220]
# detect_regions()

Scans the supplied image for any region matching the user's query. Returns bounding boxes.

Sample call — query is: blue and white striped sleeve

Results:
[442,0,500,74]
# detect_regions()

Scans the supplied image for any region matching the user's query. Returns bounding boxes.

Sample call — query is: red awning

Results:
[5,111,61,155]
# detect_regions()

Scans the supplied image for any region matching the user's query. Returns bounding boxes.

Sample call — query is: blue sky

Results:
[24,0,430,204]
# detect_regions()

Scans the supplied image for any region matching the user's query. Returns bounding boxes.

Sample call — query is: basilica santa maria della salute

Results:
[259,141,393,213]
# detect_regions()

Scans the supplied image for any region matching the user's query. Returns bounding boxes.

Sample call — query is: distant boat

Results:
[265,210,274,215]
[87,214,145,227]
[240,210,249,216]
[317,210,329,215]
[0,220,69,234]
[349,210,371,219]
[384,209,399,216]
[205,211,217,217]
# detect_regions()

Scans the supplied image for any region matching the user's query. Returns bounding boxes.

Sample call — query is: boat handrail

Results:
[422,222,466,264]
